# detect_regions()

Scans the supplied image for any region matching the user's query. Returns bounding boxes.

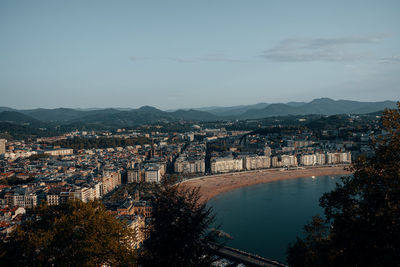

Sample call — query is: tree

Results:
[139,184,218,267]
[287,103,400,266]
[1,200,137,266]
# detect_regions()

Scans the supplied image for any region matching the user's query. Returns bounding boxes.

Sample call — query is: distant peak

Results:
[310,97,334,103]
[137,105,159,111]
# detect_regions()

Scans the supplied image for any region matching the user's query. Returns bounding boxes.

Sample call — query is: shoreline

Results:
[181,166,351,202]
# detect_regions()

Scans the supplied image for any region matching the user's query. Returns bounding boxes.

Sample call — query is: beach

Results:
[181,166,351,202]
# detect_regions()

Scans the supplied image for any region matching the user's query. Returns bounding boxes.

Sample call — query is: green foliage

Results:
[1,200,137,266]
[0,176,35,186]
[287,102,400,266]
[139,185,218,267]
[52,136,150,150]
[0,122,60,140]
[27,153,49,161]
[286,216,332,267]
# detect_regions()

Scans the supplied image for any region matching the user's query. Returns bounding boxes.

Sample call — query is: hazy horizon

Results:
[1,1,399,109]
[0,97,397,111]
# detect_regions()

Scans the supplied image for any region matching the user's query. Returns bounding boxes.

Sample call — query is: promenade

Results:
[210,243,288,267]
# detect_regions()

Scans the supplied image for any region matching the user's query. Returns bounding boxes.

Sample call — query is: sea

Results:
[208,175,346,264]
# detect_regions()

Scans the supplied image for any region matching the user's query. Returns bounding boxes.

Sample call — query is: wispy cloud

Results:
[169,57,196,63]
[379,54,400,63]
[129,56,147,62]
[261,34,388,62]
[168,54,246,63]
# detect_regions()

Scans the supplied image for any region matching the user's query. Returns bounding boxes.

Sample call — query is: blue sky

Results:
[0,0,399,109]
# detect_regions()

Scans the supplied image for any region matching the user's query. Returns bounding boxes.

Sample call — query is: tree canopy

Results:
[287,102,400,266]
[139,184,218,267]
[1,200,137,266]
[51,136,150,150]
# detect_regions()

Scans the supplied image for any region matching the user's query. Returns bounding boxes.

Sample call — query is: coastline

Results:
[181,166,351,202]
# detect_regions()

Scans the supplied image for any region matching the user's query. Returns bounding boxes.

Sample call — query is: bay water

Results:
[208,175,345,264]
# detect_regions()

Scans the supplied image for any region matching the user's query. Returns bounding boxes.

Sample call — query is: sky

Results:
[0,0,399,110]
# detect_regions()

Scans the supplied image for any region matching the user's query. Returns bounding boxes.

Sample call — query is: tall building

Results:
[174,157,205,174]
[300,154,317,166]
[210,157,243,173]
[243,155,271,170]
[0,139,6,154]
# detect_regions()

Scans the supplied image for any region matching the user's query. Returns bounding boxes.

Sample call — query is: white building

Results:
[281,155,298,167]
[211,157,243,173]
[326,152,352,164]
[44,148,74,156]
[272,155,298,168]
[243,156,271,170]
[174,157,205,174]
[144,166,161,183]
[300,154,317,166]
[315,153,326,165]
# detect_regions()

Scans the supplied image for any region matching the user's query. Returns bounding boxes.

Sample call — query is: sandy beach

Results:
[181,166,351,202]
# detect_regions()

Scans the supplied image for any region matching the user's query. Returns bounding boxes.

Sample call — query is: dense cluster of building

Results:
[0,119,378,239]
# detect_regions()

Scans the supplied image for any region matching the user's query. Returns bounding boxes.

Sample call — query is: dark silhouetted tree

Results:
[139,185,218,267]
[1,200,137,266]
[287,102,400,266]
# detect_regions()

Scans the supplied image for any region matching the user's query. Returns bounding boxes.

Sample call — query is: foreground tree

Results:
[287,102,400,266]
[1,200,136,266]
[139,185,218,267]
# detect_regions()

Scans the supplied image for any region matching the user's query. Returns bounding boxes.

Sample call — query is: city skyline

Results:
[1,1,399,109]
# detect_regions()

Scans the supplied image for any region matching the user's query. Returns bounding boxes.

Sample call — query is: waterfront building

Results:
[174,157,205,174]
[326,152,352,164]
[315,153,326,165]
[272,155,298,168]
[243,155,271,170]
[300,154,317,166]
[211,157,243,173]
[281,155,298,167]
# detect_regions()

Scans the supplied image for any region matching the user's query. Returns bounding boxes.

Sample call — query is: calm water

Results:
[208,175,344,264]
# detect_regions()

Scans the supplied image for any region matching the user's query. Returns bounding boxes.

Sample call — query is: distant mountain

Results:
[194,103,270,117]
[70,106,219,126]
[239,98,397,119]
[0,107,18,113]
[0,111,45,127]
[0,98,396,127]
[20,108,85,122]
[169,109,220,121]
[286,101,307,107]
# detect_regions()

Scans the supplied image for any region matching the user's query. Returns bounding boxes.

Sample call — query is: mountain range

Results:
[0,98,397,127]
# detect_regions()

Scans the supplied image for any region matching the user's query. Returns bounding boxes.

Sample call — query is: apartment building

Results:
[211,157,243,173]
[242,155,271,170]
[174,157,205,174]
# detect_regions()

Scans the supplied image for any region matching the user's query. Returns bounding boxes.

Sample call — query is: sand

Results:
[181,166,351,203]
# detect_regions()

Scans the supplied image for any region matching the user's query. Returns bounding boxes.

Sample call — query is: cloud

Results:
[169,57,196,63]
[379,54,400,63]
[261,34,388,62]
[169,55,246,63]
